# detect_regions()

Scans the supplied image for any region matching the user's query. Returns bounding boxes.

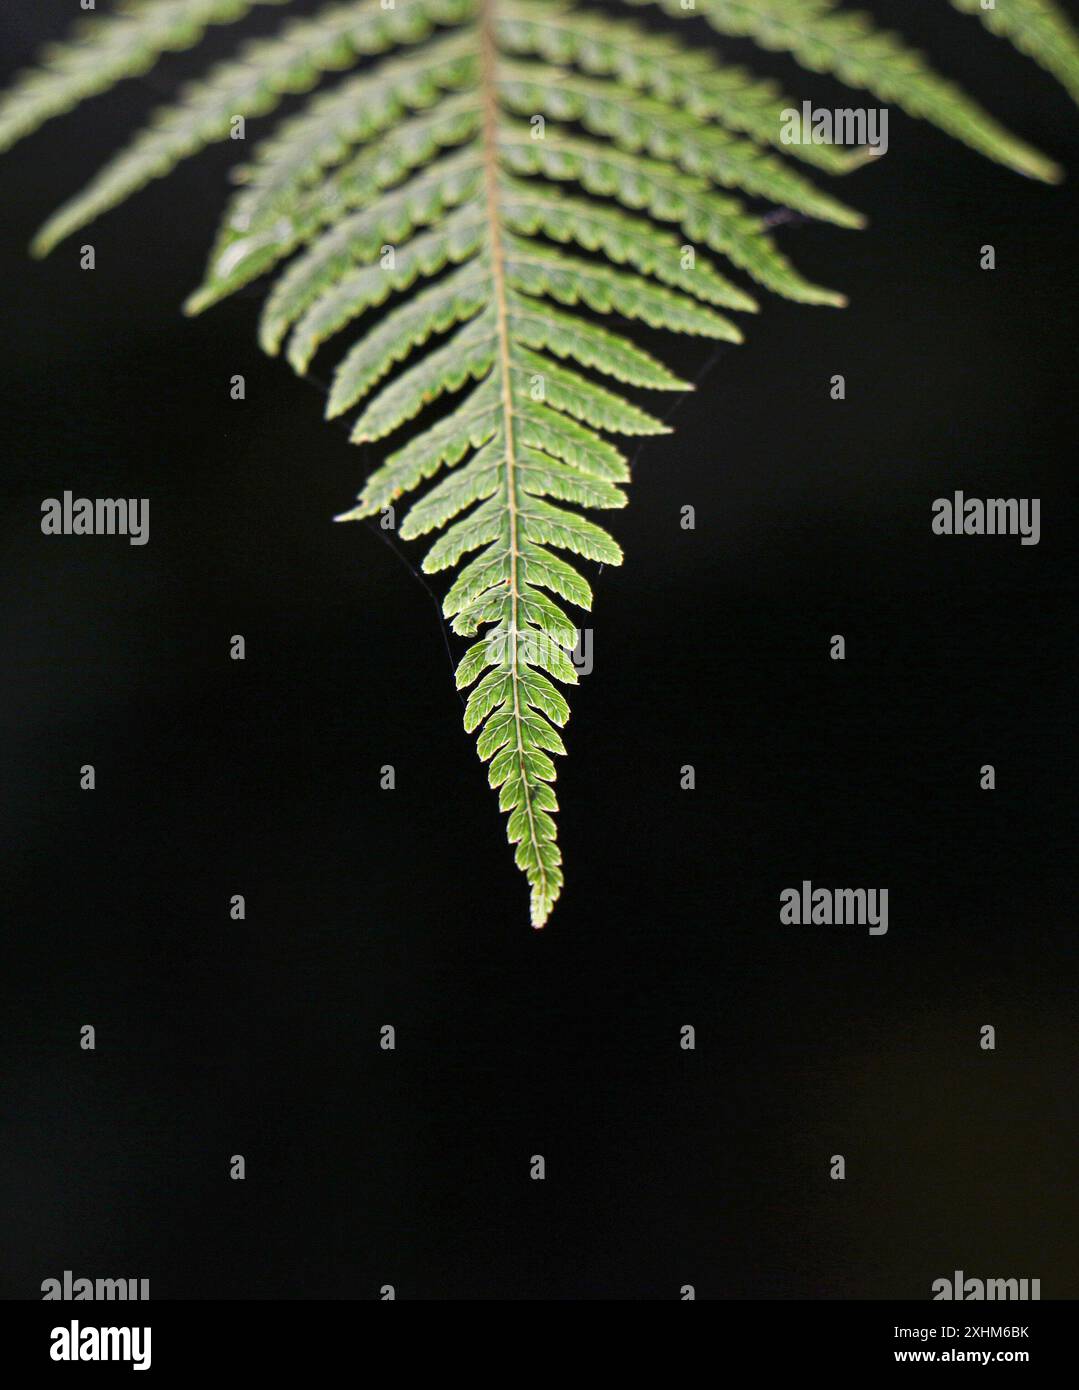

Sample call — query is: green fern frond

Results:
[31,0,475,257]
[0,0,289,155]
[1,0,1072,926]
[496,127,847,305]
[951,0,1079,105]
[244,117,486,336]
[498,185,758,310]
[493,0,867,173]
[496,61,865,226]
[645,0,1065,182]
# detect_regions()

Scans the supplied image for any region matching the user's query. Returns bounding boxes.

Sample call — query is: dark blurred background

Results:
[1,0,1075,1299]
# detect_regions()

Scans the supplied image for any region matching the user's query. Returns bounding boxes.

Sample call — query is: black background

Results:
[2,0,1075,1300]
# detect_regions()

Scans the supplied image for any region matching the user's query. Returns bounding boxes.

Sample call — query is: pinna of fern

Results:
[1,0,1076,927]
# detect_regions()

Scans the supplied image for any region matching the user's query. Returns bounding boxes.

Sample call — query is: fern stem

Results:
[479,0,551,928]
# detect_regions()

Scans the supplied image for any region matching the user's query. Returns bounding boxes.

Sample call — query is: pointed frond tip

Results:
[951,0,1079,111]
[3,0,1073,924]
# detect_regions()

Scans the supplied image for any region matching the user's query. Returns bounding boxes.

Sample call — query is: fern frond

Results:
[220,33,477,236]
[507,294,692,390]
[497,127,847,304]
[645,0,1063,181]
[499,183,758,310]
[951,0,1079,105]
[497,61,865,226]
[31,0,473,257]
[501,236,743,339]
[339,379,502,517]
[2,0,1072,925]
[349,309,496,442]
[0,0,288,155]
[327,262,490,417]
[286,209,487,373]
[494,0,866,172]
[244,117,485,336]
